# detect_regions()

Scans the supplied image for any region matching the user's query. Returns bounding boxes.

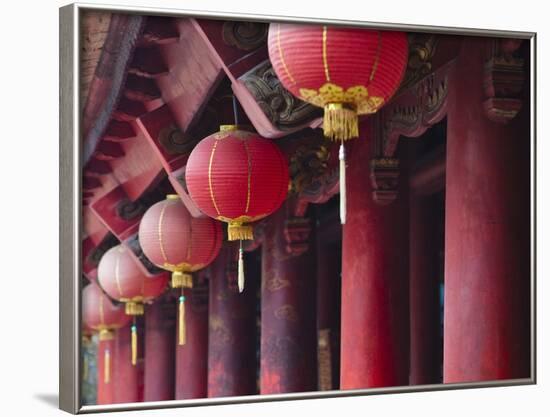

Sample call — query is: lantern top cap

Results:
[219,124,241,132]
[166,194,180,201]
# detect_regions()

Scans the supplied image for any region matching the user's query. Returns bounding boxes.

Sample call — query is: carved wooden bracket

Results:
[399,34,438,91]
[286,135,340,217]
[370,158,400,205]
[483,38,525,123]
[222,21,268,51]
[240,60,323,132]
[382,69,449,157]
[283,217,312,257]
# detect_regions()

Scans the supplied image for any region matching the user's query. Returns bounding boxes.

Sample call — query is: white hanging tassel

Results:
[238,242,245,293]
[339,143,346,225]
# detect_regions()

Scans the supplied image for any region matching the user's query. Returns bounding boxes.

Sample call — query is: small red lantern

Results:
[267,23,408,223]
[98,244,168,364]
[185,125,289,291]
[82,282,130,384]
[138,194,222,345]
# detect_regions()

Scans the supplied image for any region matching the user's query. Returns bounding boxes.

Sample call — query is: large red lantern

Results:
[98,244,168,364]
[268,23,408,141]
[185,125,289,291]
[268,24,408,224]
[82,282,130,384]
[138,194,222,345]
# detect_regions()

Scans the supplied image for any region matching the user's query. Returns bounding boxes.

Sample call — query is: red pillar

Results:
[96,338,114,405]
[444,37,530,382]
[260,206,317,394]
[175,286,209,399]
[112,322,141,403]
[409,194,442,384]
[208,243,257,397]
[144,298,175,401]
[340,122,410,389]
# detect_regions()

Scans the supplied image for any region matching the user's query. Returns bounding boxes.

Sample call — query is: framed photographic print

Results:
[59,2,536,414]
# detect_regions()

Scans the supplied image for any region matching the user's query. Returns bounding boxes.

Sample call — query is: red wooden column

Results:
[96,337,114,405]
[207,243,257,397]
[175,283,209,399]
[340,121,410,389]
[444,37,530,382]
[144,298,175,401]
[112,322,141,403]
[260,205,317,394]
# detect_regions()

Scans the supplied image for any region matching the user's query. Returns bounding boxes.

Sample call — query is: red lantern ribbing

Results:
[98,244,169,365]
[138,195,222,345]
[185,125,289,291]
[267,23,408,223]
[82,282,130,401]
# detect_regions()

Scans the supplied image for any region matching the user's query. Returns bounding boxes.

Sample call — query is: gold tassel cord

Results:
[104,348,111,384]
[323,103,359,141]
[171,271,193,289]
[227,222,254,241]
[178,292,186,346]
[339,143,347,225]
[238,242,245,293]
[131,323,137,366]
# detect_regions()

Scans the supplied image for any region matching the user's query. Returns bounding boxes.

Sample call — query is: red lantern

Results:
[268,23,408,141]
[98,244,168,364]
[268,24,407,224]
[138,194,222,345]
[185,125,289,291]
[82,282,130,384]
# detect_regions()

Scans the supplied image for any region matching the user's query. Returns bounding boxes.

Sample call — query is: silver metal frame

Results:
[59,2,537,414]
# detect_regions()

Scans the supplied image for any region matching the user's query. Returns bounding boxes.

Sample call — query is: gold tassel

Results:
[227,222,254,241]
[171,271,193,289]
[125,301,144,316]
[339,143,346,225]
[238,243,245,293]
[324,103,359,141]
[104,348,111,384]
[178,294,186,346]
[131,324,137,366]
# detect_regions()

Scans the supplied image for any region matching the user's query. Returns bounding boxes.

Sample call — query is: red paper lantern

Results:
[98,244,168,364]
[185,125,288,292]
[82,281,130,338]
[139,195,223,345]
[185,125,289,242]
[268,23,408,141]
[82,282,130,384]
[268,24,407,225]
[98,244,169,315]
[138,195,223,289]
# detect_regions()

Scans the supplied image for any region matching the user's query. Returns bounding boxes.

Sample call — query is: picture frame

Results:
[59,2,536,414]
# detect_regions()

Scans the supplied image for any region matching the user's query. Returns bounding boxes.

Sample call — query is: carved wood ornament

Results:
[240,60,323,132]
[483,38,525,123]
[222,21,268,51]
